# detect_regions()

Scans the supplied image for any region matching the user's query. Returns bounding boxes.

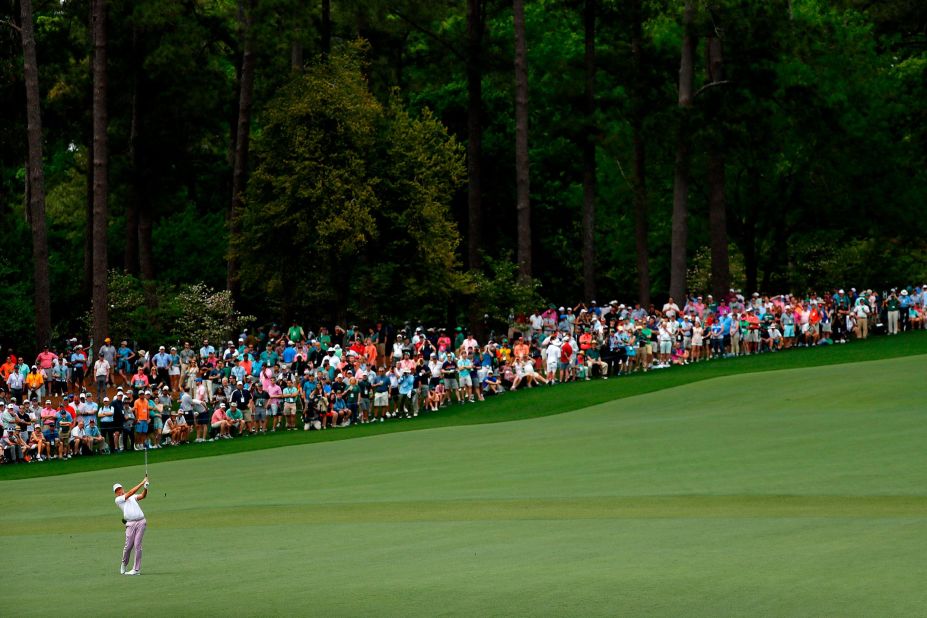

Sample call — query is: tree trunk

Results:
[744,198,757,295]
[124,26,140,275]
[321,0,331,59]
[466,0,483,271]
[291,41,303,73]
[669,0,696,303]
[581,0,596,301]
[707,35,729,300]
[138,195,155,281]
[20,0,52,349]
[630,0,650,306]
[513,0,531,282]
[91,0,109,348]
[83,133,93,298]
[227,0,257,298]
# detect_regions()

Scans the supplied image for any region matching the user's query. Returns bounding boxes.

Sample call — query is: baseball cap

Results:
[112,483,122,492]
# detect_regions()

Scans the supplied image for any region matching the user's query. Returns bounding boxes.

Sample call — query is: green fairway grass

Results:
[3,330,926,481]
[2,351,925,616]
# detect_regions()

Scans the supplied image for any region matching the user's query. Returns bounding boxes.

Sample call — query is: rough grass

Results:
[1,351,925,616]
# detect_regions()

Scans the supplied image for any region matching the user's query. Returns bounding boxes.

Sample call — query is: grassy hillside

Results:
[1,353,925,615]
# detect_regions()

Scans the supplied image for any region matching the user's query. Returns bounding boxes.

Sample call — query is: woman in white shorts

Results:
[169,347,182,392]
[690,324,704,362]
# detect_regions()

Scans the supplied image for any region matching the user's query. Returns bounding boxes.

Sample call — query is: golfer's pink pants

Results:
[122,518,147,571]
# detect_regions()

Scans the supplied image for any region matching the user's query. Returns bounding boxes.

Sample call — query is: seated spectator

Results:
[69,419,89,456]
[1,430,25,464]
[210,403,231,439]
[226,402,246,436]
[27,425,48,461]
[482,370,503,395]
[84,419,106,453]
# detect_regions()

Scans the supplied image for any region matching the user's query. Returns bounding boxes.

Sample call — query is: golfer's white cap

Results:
[112,483,123,492]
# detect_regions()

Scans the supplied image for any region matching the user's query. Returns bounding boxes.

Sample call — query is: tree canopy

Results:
[1,0,925,353]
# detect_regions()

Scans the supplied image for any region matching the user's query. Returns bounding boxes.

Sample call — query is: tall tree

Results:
[513,0,531,281]
[321,0,332,58]
[630,0,650,306]
[466,0,483,270]
[706,32,729,299]
[669,0,696,303]
[20,0,52,348]
[124,25,139,275]
[581,0,596,301]
[91,0,109,347]
[227,0,257,298]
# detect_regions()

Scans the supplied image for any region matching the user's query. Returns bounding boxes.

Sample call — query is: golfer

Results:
[113,475,149,575]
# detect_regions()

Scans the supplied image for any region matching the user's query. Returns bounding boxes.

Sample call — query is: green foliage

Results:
[467,253,543,327]
[86,271,253,348]
[687,244,746,294]
[3,0,927,352]
[240,45,466,323]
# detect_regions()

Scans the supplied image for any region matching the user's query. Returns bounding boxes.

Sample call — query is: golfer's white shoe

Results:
[124,569,138,576]
[120,563,126,574]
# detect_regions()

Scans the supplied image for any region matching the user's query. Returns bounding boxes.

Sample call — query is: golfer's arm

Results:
[125,480,145,498]
[137,489,147,501]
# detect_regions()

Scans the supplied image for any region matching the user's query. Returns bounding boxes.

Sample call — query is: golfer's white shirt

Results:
[116,495,145,521]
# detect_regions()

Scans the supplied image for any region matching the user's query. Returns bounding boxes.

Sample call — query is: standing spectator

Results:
[133,391,150,451]
[115,341,134,386]
[7,368,24,403]
[442,353,462,404]
[55,404,72,459]
[113,391,129,452]
[70,345,87,393]
[265,379,283,431]
[168,347,182,393]
[281,379,298,430]
[78,393,99,428]
[93,353,110,401]
[885,291,900,335]
[199,339,215,360]
[35,345,57,380]
[395,369,414,418]
[130,365,150,397]
[99,338,117,385]
[25,365,45,402]
[559,335,574,382]
[179,342,195,382]
[152,346,172,390]
[371,367,389,422]
[98,396,117,451]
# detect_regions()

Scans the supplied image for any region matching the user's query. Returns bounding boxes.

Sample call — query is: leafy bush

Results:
[85,271,253,349]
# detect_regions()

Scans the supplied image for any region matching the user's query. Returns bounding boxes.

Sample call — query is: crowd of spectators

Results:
[2,284,926,464]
